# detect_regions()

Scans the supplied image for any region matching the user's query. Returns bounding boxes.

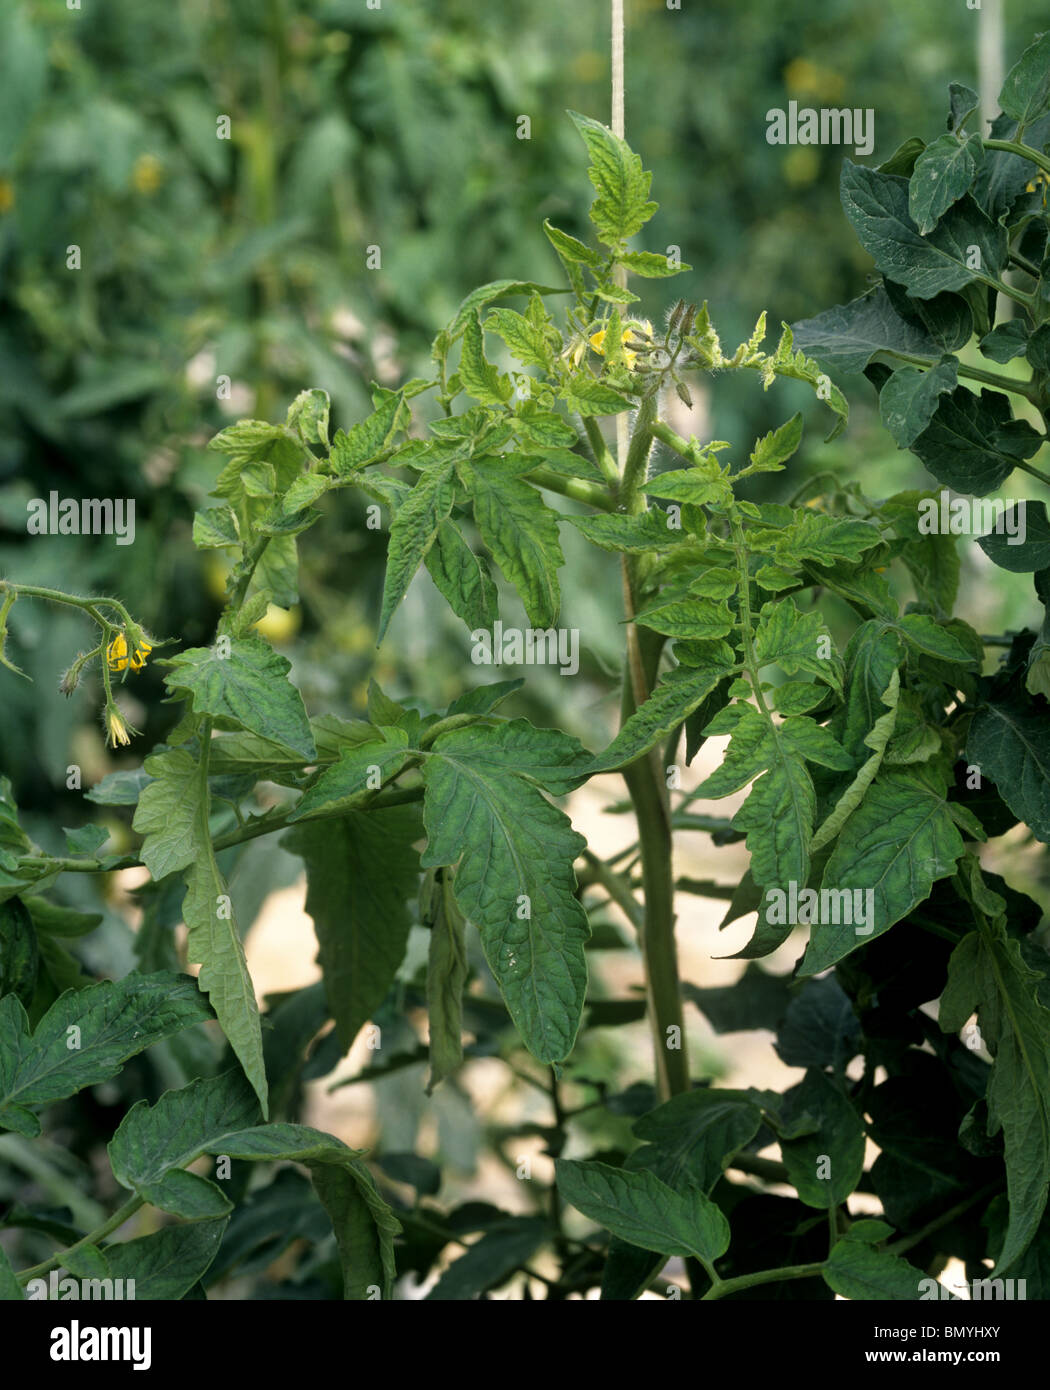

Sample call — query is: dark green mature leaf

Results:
[840,162,1006,300]
[940,903,1050,1273]
[909,134,983,234]
[0,896,37,1006]
[198,1123,400,1298]
[911,386,1042,496]
[777,1069,866,1209]
[425,519,500,631]
[630,1089,763,1194]
[0,1246,23,1301]
[980,321,1029,364]
[163,638,316,761]
[421,722,589,1063]
[0,972,211,1136]
[283,806,421,1052]
[775,977,861,1072]
[999,31,1050,126]
[104,1219,228,1300]
[684,964,793,1034]
[800,769,970,975]
[968,695,1050,842]
[378,465,457,641]
[555,1159,730,1262]
[978,502,1050,573]
[585,645,737,774]
[137,1168,232,1221]
[182,848,268,1117]
[792,287,945,374]
[823,1237,924,1300]
[108,1070,261,1198]
[568,111,657,246]
[424,1217,548,1299]
[463,458,564,626]
[424,869,469,1093]
[879,361,958,447]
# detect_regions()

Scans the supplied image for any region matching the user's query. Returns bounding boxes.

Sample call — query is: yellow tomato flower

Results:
[589,319,654,369]
[106,632,153,673]
[105,709,132,748]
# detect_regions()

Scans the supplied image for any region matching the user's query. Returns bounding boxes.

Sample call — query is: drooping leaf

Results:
[378,465,457,641]
[420,722,589,1063]
[940,868,1050,1272]
[424,520,500,631]
[424,869,469,1094]
[182,848,268,1117]
[196,1123,401,1298]
[462,458,564,627]
[283,806,422,1052]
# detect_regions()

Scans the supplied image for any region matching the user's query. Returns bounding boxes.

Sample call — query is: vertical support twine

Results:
[611,0,629,473]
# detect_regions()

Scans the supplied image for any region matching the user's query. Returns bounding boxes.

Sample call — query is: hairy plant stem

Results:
[523,464,617,511]
[983,137,1050,178]
[881,348,1042,404]
[16,1194,144,1283]
[616,393,688,1101]
[699,1260,826,1300]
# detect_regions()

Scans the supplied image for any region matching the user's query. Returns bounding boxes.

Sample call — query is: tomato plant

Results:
[3,32,1050,1310]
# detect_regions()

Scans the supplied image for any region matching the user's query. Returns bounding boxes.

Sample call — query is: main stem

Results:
[617,393,688,1101]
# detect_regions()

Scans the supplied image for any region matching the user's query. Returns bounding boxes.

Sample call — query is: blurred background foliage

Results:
[3,0,1050,1297]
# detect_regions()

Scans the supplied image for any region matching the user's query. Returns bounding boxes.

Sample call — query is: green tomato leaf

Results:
[162,638,316,762]
[0,972,212,1136]
[463,458,564,627]
[823,1237,925,1300]
[555,1159,730,1262]
[800,769,969,974]
[568,111,658,246]
[421,722,589,1063]
[840,161,1006,300]
[283,806,422,1052]
[909,133,984,234]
